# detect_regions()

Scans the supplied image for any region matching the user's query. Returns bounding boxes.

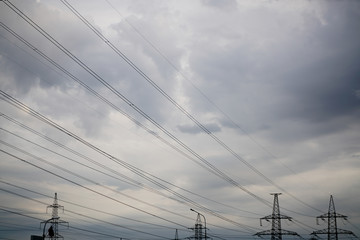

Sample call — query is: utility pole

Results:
[311,195,357,240]
[255,193,300,240]
[41,193,68,240]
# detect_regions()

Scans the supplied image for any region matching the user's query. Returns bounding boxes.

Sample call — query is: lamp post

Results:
[42,218,55,240]
[190,209,207,240]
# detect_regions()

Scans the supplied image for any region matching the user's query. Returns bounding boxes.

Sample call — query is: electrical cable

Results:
[0,141,191,229]
[0,20,265,217]
[0,1,328,234]
[59,0,322,214]
[0,148,189,233]
[0,179,194,233]
[105,0,322,214]
[0,90,263,232]
[0,111,258,232]
[0,1,273,208]
[0,207,130,240]
[0,187,187,239]
[0,126,261,216]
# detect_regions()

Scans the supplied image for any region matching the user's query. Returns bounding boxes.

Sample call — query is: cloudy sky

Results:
[1,0,360,239]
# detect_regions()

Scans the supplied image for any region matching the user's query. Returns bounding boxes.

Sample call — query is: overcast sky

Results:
[0,0,360,240]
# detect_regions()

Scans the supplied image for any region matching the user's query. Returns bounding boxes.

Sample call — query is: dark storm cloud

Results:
[277,4,360,125]
[186,0,360,141]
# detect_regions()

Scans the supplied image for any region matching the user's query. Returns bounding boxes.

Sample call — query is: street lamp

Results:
[190,209,207,240]
[42,218,55,240]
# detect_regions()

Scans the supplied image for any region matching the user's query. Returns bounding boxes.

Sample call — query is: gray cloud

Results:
[177,122,221,134]
[1,1,360,239]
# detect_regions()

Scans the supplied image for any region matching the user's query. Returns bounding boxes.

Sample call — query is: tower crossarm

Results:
[311,229,330,235]
[316,213,348,219]
[280,230,301,237]
[260,214,292,226]
[316,213,348,225]
[254,229,300,237]
[312,228,357,237]
[336,228,357,236]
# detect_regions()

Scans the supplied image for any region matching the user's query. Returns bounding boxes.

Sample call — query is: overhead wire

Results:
[0,179,193,234]
[0,126,263,219]
[0,185,250,238]
[0,20,262,216]
[0,104,259,233]
[0,0,330,234]
[0,139,193,222]
[0,206,130,240]
[0,148,189,237]
[0,110,257,233]
[0,20,265,217]
[58,0,322,214]
[2,14,272,228]
[3,12,316,234]
[0,182,256,238]
[0,0,272,209]
[105,0,320,211]
[0,187,185,239]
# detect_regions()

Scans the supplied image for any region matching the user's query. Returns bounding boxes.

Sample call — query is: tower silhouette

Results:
[311,195,357,240]
[189,211,208,240]
[255,193,300,240]
[41,193,68,239]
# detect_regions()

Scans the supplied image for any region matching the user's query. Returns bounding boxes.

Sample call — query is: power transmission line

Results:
[58,0,322,214]
[0,0,272,209]
[0,110,258,232]
[0,19,271,209]
[0,180,199,234]
[0,207,130,240]
[0,148,189,233]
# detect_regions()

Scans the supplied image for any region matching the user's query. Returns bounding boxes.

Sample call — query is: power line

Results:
[0,111,258,232]
[0,179,266,237]
[0,206,129,240]
[58,0,322,214]
[0,9,316,232]
[0,187,187,239]
[0,126,263,221]
[0,88,268,231]
[0,148,188,234]
[0,1,272,209]
[0,19,265,218]
[0,179,194,233]
[0,1,330,234]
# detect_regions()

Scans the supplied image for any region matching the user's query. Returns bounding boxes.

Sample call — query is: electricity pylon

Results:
[311,195,357,240]
[41,193,68,239]
[189,210,208,240]
[255,193,300,240]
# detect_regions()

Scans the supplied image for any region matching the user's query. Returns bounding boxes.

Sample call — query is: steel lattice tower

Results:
[189,212,208,240]
[311,195,357,240]
[41,193,68,240]
[255,193,300,240]
[194,213,204,240]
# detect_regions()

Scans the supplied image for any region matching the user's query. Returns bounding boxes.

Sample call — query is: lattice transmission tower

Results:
[189,210,208,240]
[311,195,357,240]
[41,193,68,239]
[255,193,300,240]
